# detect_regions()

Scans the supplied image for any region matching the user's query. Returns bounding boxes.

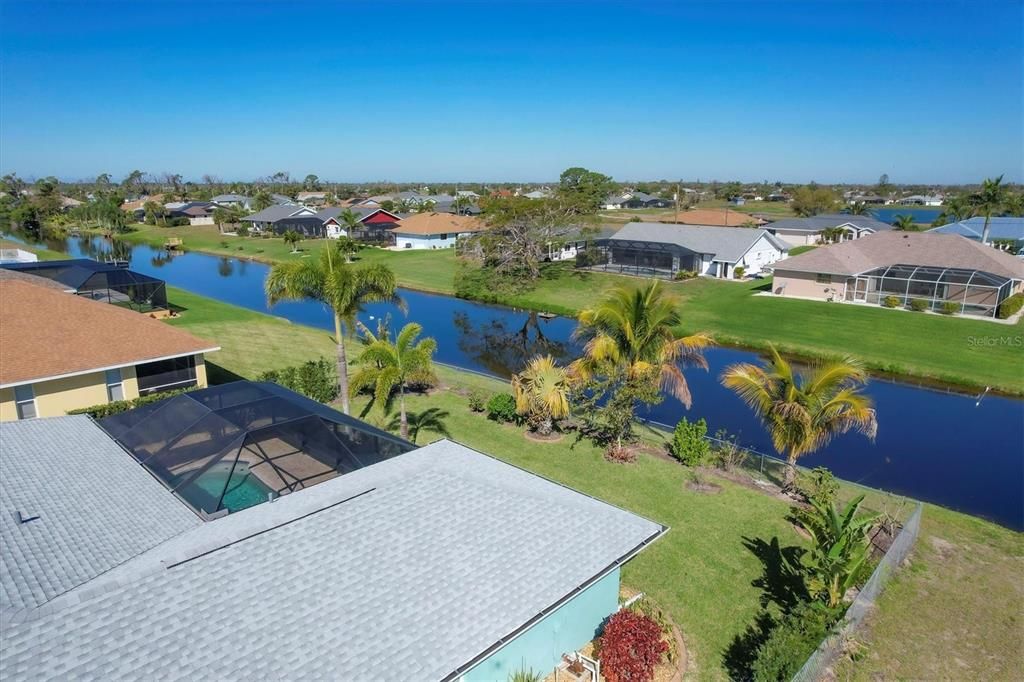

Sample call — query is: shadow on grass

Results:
[206,361,245,385]
[386,407,452,444]
[722,536,808,679]
[750,281,773,293]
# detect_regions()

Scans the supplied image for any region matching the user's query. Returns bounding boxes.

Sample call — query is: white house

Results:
[390,213,485,249]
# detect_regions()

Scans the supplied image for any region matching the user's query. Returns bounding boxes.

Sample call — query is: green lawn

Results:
[164,286,1023,681]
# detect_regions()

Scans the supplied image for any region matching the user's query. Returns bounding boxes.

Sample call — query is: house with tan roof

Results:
[771,231,1024,318]
[0,279,218,420]
[390,212,485,249]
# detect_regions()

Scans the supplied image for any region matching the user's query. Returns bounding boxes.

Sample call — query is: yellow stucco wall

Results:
[0,353,208,422]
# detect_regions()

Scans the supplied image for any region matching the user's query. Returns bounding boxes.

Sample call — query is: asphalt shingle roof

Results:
[766,213,892,233]
[929,216,1024,242]
[0,438,663,680]
[0,416,201,615]
[241,205,315,223]
[611,222,788,263]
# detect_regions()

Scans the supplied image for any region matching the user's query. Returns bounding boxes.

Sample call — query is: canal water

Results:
[10,233,1024,529]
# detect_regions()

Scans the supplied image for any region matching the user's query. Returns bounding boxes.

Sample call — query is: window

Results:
[14,385,36,420]
[136,355,198,396]
[439,233,448,240]
[815,273,831,284]
[106,369,125,402]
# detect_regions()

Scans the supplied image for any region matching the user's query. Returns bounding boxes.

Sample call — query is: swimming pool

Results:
[179,462,275,513]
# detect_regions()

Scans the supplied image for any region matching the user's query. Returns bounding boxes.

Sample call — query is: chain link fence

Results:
[791,502,924,682]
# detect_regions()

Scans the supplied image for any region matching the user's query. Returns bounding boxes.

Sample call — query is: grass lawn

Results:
[788,244,817,256]
[164,286,1023,681]
[1,239,67,261]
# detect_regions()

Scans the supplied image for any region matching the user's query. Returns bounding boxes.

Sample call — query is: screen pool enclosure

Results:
[99,382,414,517]
[0,258,167,311]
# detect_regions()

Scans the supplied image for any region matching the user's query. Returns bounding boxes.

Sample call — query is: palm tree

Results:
[794,493,878,608]
[892,214,918,231]
[937,193,975,224]
[572,281,713,450]
[265,245,399,414]
[213,207,230,234]
[283,229,302,253]
[350,322,437,439]
[846,201,869,216]
[720,345,877,488]
[338,209,363,240]
[253,190,273,211]
[972,175,1006,243]
[511,355,573,435]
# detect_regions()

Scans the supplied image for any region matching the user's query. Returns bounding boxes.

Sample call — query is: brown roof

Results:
[659,208,765,227]
[773,232,1024,279]
[390,212,486,236]
[121,194,166,212]
[0,280,218,386]
[0,268,73,292]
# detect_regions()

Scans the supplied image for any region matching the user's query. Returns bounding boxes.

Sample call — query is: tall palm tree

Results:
[338,208,363,240]
[265,244,399,414]
[972,175,1006,243]
[892,214,918,231]
[350,322,437,439]
[937,193,976,224]
[511,355,573,435]
[572,281,713,449]
[846,201,869,216]
[721,345,877,488]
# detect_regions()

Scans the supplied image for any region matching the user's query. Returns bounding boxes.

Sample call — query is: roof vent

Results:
[14,511,40,524]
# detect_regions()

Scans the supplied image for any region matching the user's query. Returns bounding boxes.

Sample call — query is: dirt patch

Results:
[686,479,722,494]
[928,535,957,560]
[524,430,565,444]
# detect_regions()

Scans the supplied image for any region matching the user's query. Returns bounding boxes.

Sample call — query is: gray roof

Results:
[241,205,315,223]
[0,416,200,615]
[929,217,1024,242]
[611,222,788,263]
[766,213,892,233]
[316,206,385,221]
[270,193,296,205]
[210,194,250,203]
[0,438,663,680]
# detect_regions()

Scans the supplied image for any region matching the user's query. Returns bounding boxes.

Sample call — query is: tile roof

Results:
[766,213,892,233]
[390,212,486,235]
[0,416,201,615]
[0,279,218,386]
[0,439,664,680]
[611,222,788,263]
[773,231,1024,278]
[929,216,1024,242]
[663,208,766,227]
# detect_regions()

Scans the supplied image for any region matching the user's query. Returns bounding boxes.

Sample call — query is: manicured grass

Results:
[163,286,1021,681]
[788,244,817,255]
[91,223,459,293]
[837,504,1024,681]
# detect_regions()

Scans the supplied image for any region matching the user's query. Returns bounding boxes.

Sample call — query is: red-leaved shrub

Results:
[598,609,668,682]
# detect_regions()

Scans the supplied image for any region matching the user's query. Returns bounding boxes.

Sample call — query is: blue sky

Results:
[1,0,1021,184]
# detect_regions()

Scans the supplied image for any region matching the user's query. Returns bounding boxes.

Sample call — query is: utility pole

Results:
[674,180,680,223]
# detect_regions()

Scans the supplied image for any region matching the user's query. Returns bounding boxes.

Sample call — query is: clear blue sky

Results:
[1,0,1021,184]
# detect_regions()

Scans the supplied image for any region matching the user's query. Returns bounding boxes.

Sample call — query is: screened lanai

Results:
[99,381,414,517]
[0,258,167,311]
[577,239,699,278]
[844,263,1016,317]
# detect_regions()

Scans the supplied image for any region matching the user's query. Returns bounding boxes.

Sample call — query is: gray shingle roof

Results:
[0,416,200,616]
[766,213,892,233]
[0,439,663,680]
[241,205,315,223]
[611,222,788,263]
[929,217,1024,242]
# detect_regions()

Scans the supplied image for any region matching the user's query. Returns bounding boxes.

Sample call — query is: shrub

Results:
[485,392,518,422]
[236,224,250,236]
[881,295,901,308]
[68,387,196,419]
[751,602,841,682]
[219,240,229,248]
[909,298,929,312]
[629,597,679,663]
[940,301,960,315]
[733,265,746,279]
[794,466,839,507]
[711,428,746,471]
[598,610,669,682]
[673,269,697,280]
[257,358,339,403]
[507,670,542,682]
[467,388,488,412]
[669,417,710,466]
[997,292,1024,319]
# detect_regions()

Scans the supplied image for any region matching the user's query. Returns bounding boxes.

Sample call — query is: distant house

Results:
[603,194,630,209]
[547,225,621,261]
[241,205,323,235]
[296,191,328,206]
[764,213,892,246]
[929,217,1024,252]
[897,195,943,206]
[169,202,215,225]
[390,213,486,249]
[210,194,253,209]
[0,278,217,420]
[771,231,1024,318]
[522,190,552,200]
[622,192,674,209]
[318,207,402,242]
[60,196,83,212]
[584,222,788,279]
[846,194,887,205]
[271,193,297,206]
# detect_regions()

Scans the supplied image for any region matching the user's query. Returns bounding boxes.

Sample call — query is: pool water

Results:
[186,465,274,513]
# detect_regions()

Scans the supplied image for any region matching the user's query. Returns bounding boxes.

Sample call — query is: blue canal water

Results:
[11,233,1024,529]
[871,207,944,225]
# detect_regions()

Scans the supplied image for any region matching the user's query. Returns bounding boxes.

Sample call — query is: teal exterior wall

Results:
[463,567,620,682]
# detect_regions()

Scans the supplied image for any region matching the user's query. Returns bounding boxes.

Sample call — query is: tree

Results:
[720,345,877,488]
[511,355,573,435]
[212,207,232,234]
[572,281,713,454]
[336,236,360,262]
[338,208,363,240]
[265,246,399,415]
[846,201,869,216]
[122,169,146,197]
[876,173,891,195]
[793,494,879,607]
[351,321,437,439]
[303,174,321,191]
[892,214,919,231]
[790,186,838,217]
[283,229,303,253]
[452,194,476,215]
[472,196,580,280]
[557,166,614,212]
[162,173,183,199]
[971,175,1006,243]
[1003,192,1024,217]
[252,190,274,211]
